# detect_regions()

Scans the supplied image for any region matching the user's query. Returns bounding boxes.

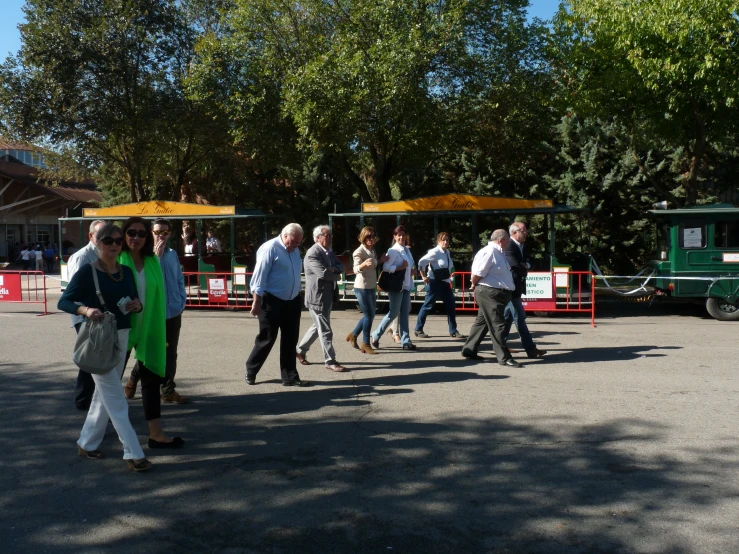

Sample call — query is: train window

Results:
[714,221,739,248]
[678,220,706,249]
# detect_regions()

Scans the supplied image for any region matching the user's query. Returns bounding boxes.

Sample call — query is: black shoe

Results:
[148,436,185,449]
[449,331,466,338]
[245,374,256,385]
[526,348,548,359]
[402,343,417,351]
[414,330,429,338]
[282,379,313,387]
[371,338,380,349]
[501,358,522,368]
[461,350,483,361]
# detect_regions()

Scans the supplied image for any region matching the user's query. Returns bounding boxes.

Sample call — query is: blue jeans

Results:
[415,279,458,334]
[503,297,535,352]
[372,289,411,346]
[352,288,376,345]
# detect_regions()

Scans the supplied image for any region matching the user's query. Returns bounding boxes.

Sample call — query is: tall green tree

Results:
[552,0,739,205]
[0,0,211,202]
[194,0,544,202]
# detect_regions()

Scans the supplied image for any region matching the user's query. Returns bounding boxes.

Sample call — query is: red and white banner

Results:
[207,278,228,304]
[0,273,22,302]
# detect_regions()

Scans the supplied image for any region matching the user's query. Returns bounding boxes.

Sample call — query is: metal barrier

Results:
[183,271,253,310]
[0,270,52,316]
[452,271,596,327]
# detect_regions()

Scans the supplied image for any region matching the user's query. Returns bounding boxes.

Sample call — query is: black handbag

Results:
[377,270,404,292]
[430,251,452,281]
[431,267,451,281]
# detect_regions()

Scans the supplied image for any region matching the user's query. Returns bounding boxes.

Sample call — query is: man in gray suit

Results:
[296,225,348,372]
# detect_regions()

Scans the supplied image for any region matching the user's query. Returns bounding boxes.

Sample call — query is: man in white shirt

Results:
[67,219,107,410]
[206,231,222,254]
[461,229,522,367]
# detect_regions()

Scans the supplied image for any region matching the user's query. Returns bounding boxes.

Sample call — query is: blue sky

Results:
[0,0,560,60]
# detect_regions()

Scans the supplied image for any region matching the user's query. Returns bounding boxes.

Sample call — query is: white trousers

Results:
[77,329,145,460]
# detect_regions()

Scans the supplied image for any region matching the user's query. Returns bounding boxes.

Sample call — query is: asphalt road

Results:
[1,295,737,554]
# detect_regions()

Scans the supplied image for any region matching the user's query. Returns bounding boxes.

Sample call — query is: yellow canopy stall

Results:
[61,201,276,290]
[330,193,588,268]
[83,200,236,218]
[362,194,553,213]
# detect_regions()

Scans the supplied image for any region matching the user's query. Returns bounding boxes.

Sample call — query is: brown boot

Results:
[161,390,190,404]
[124,378,137,400]
[359,342,378,355]
[346,332,359,350]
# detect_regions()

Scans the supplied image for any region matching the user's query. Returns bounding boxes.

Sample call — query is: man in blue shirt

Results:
[124,218,189,403]
[245,223,311,387]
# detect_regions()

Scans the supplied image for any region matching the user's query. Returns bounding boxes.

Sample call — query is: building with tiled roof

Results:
[1,138,102,262]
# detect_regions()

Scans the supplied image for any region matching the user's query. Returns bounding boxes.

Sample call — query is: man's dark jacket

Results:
[504,239,528,299]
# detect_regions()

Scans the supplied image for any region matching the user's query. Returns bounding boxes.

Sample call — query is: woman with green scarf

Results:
[120,217,184,449]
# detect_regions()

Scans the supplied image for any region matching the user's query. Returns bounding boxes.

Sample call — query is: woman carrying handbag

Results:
[58,223,152,472]
[370,226,418,351]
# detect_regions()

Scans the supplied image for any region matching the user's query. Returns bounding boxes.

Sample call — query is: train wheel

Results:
[705,298,739,321]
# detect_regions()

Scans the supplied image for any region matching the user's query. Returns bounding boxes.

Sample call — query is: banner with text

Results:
[521,272,556,311]
[0,273,22,302]
[207,278,228,304]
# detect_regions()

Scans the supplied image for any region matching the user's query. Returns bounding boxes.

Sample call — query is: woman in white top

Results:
[34,247,43,271]
[370,225,417,350]
[18,246,31,271]
[414,232,464,338]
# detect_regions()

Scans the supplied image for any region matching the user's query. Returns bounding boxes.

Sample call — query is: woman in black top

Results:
[58,223,152,472]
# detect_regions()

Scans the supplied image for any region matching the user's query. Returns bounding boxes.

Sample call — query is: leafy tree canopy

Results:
[194,0,545,202]
[553,0,739,204]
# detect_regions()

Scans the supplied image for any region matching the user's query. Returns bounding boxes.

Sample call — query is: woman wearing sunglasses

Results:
[58,223,152,472]
[119,217,184,450]
[347,226,389,354]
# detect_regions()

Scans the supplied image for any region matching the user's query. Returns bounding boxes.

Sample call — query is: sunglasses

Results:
[126,229,148,238]
[366,235,376,240]
[152,230,170,236]
[100,237,124,246]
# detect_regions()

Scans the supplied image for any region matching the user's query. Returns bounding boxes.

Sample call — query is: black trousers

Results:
[162,315,182,395]
[124,351,163,421]
[73,322,96,411]
[130,315,182,396]
[246,293,302,382]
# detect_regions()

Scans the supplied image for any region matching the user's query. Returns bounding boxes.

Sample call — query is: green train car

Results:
[649,204,739,320]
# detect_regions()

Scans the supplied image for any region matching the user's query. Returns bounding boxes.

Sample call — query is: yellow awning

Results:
[83,201,236,218]
[361,194,552,213]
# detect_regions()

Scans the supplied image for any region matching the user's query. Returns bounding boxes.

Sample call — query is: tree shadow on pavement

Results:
[0,361,736,554]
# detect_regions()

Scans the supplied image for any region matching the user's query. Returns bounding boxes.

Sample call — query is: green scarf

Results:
[118,251,166,377]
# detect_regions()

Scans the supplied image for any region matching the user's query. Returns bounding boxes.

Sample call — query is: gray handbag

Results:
[72,264,121,374]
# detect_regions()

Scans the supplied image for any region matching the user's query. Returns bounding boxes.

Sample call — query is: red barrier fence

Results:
[452,271,596,327]
[183,271,253,310]
[0,270,51,315]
